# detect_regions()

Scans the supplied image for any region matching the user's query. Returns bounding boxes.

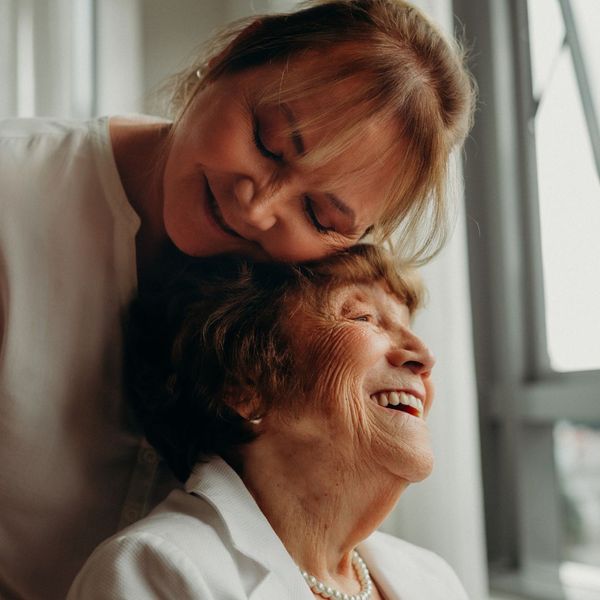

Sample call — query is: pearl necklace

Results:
[300,550,373,600]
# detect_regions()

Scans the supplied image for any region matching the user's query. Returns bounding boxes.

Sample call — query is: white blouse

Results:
[69,457,469,599]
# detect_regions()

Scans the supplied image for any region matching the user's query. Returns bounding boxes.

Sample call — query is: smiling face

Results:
[161,59,399,261]
[265,280,435,487]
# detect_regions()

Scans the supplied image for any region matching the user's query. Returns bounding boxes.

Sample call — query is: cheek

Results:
[302,327,380,433]
[174,94,251,168]
[304,326,368,391]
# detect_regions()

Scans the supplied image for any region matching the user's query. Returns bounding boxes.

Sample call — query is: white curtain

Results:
[382,178,489,599]
[379,3,489,598]
[0,0,143,119]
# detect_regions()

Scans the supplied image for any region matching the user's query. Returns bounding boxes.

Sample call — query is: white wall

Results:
[140,0,225,113]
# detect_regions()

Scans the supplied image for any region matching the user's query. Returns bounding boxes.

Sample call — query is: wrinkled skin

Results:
[239,282,435,594]
[272,281,435,486]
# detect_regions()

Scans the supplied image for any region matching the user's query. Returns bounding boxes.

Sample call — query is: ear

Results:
[223,385,264,423]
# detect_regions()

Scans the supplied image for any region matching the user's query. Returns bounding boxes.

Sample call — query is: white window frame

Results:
[453,0,600,598]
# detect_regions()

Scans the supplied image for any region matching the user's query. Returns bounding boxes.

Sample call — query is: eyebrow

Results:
[280,103,305,155]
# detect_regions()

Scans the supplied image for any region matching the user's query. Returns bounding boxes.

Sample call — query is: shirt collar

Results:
[185,456,313,599]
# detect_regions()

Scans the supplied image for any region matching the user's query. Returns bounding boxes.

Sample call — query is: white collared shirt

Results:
[68,457,469,599]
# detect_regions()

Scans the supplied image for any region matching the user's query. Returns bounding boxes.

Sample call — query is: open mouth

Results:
[205,178,243,239]
[370,391,424,418]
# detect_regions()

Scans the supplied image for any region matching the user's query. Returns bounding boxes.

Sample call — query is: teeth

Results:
[376,393,389,407]
[399,392,424,414]
[371,391,424,416]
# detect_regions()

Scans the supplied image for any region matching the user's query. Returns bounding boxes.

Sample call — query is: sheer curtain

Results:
[378,2,489,599]
[0,0,143,119]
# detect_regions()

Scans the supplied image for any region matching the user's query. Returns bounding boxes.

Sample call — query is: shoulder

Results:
[0,117,93,152]
[68,528,213,599]
[363,531,469,599]
[0,118,103,186]
[68,490,252,600]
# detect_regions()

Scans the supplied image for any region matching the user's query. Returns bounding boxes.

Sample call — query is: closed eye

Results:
[253,121,283,162]
[304,196,335,234]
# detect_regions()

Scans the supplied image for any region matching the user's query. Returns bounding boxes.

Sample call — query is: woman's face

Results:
[267,281,436,486]
[162,60,399,261]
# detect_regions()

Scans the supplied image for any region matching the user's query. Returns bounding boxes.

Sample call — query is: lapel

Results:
[358,532,421,600]
[185,457,314,600]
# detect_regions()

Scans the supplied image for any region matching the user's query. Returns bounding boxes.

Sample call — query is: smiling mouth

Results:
[205,178,243,239]
[370,391,424,418]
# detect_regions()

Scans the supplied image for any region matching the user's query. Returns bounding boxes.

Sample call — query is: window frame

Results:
[452,0,600,597]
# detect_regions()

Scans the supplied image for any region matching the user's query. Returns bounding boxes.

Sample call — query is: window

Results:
[453,0,600,597]
[528,0,600,373]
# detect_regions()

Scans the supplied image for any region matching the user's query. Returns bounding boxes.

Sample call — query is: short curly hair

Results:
[125,244,424,482]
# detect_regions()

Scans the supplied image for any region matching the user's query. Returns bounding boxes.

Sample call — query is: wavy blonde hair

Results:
[164,0,475,263]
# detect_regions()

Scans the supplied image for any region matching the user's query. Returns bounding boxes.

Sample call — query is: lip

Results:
[203,176,244,240]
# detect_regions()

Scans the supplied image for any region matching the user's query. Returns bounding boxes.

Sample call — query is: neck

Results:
[239,428,407,588]
[109,117,173,275]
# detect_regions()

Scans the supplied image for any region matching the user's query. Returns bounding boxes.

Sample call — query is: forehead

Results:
[237,52,401,162]
[241,64,401,227]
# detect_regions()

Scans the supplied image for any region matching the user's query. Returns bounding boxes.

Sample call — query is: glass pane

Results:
[528,0,600,372]
[555,422,600,567]
[527,0,564,98]
[572,0,600,119]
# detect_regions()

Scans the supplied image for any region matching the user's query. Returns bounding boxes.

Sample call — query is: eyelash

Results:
[352,314,373,322]
[303,196,334,235]
[253,121,283,162]
[254,119,334,236]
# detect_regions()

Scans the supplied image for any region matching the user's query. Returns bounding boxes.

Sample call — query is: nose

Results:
[387,329,435,375]
[234,176,281,232]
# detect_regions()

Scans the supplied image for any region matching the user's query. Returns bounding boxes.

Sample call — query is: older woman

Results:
[68,245,467,600]
[0,2,474,596]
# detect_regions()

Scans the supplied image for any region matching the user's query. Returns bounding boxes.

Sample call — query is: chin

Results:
[406,449,435,483]
[384,441,435,485]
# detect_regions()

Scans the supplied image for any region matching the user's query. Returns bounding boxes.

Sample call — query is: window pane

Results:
[572,0,600,119]
[528,0,600,372]
[527,0,564,99]
[555,422,600,568]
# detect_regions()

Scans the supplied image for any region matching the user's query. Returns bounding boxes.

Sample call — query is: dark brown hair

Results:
[125,244,423,481]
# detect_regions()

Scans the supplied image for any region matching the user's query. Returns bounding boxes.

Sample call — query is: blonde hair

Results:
[166,0,475,263]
